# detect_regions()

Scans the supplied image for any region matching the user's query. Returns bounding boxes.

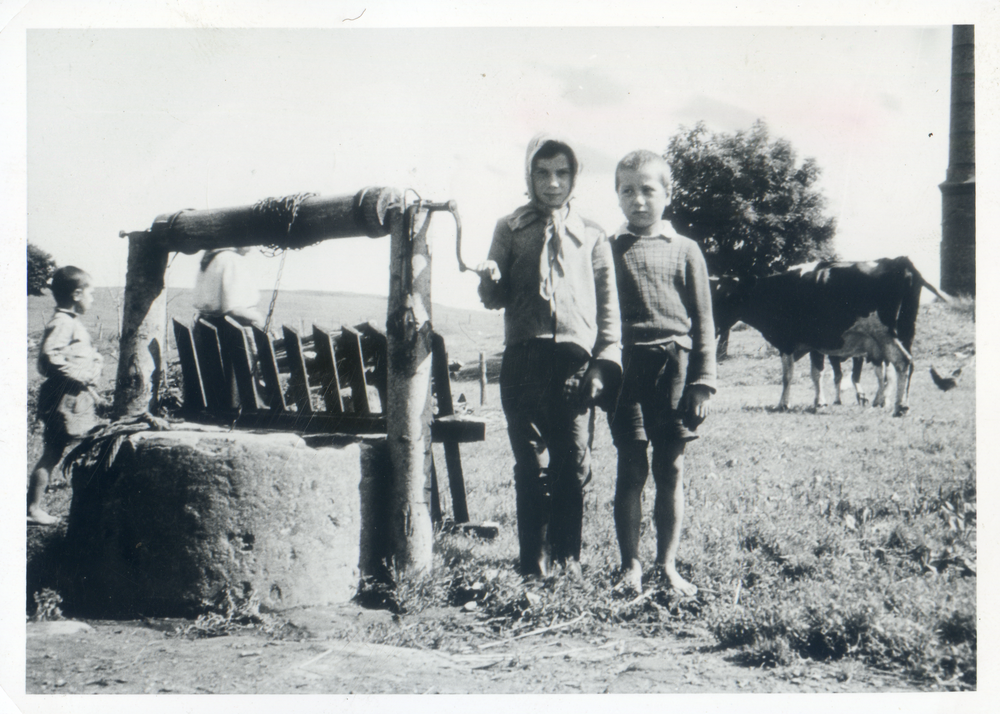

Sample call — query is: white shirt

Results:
[192,250,261,317]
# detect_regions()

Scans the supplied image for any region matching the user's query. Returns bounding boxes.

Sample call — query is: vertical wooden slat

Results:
[431,332,470,523]
[281,324,313,414]
[340,325,371,415]
[222,317,263,411]
[251,326,287,412]
[193,318,230,410]
[358,322,388,412]
[312,325,344,413]
[171,318,207,412]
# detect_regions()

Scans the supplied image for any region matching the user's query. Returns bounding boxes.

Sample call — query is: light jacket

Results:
[37,309,103,385]
[481,134,621,365]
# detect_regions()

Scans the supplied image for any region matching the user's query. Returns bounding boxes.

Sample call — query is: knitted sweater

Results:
[611,227,716,390]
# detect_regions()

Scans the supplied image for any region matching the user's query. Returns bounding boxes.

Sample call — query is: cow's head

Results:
[711,274,753,335]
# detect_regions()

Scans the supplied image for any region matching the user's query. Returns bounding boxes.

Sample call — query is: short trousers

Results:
[36,377,99,452]
[609,342,699,445]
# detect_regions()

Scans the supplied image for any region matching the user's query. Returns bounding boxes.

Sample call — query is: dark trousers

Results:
[500,340,592,573]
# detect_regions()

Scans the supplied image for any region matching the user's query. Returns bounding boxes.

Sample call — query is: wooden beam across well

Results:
[140,188,402,254]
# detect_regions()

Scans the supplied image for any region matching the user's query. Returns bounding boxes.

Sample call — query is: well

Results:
[64,428,383,616]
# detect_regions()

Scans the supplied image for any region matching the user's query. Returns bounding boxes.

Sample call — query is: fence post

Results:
[479,352,487,406]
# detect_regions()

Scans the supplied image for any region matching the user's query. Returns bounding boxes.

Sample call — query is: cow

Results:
[713,257,949,416]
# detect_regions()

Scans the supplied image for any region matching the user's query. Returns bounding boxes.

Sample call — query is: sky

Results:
[13,17,965,314]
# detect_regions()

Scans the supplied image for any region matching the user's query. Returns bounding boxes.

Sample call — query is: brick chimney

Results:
[939,25,975,296]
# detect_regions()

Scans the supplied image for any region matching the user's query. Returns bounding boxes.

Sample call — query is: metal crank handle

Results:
[417,199,478,275]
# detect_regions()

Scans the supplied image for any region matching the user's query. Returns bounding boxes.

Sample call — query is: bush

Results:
[28,243,56,296]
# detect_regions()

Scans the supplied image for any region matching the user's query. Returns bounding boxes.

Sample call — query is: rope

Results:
[251,192,316,333]
[263,252,286,334]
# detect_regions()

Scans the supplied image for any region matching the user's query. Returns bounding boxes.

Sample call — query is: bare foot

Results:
[27,509,60,526]
[654,563,698,596]
[616,560,643,594]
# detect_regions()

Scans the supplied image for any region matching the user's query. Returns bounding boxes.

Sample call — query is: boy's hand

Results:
[681,384,713,427]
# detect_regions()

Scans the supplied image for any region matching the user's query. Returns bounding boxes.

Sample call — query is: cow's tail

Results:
[920,277,951,303]
[900,255,951,303]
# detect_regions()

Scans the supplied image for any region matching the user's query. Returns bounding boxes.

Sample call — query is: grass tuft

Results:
[31,589,64,622]
[171,583,290,639]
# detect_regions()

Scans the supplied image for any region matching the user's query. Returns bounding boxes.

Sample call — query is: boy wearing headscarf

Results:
[477,134,622,578]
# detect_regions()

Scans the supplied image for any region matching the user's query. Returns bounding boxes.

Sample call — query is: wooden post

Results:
[385,204,435,573]
[479,352,487,406]
[113,233,168,418]
[431,332,470,524]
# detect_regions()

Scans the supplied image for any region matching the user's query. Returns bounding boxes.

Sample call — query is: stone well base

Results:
[65,428,380,616]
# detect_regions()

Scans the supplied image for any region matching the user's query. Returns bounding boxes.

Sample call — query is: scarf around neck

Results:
[507,202,585,301]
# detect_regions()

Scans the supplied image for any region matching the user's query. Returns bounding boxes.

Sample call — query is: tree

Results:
[28,243,56,296]
[666,120,836,279]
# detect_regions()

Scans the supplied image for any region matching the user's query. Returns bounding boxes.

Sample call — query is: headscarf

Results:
[506,133,585,302]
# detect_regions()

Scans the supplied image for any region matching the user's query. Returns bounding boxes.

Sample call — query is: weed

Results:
[171,583,288,639]
[937,610,975,646]
[31,589,64,622]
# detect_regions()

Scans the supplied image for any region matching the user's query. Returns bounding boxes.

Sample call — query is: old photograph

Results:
[3,1,990,710]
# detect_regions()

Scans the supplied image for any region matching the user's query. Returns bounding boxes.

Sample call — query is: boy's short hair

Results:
[533,139,578,177]
[615,150,672,193]
[50,266,91,305]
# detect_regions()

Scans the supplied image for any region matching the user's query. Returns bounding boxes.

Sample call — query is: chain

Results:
[263,251,286,334]
[252,192,316,333]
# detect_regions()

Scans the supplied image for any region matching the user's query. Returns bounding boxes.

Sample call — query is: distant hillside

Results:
[28,288,505,367]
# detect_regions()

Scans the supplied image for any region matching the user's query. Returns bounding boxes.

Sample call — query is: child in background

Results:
[193,247,264,328]
[608,150,716,594]
[29,266,104,525]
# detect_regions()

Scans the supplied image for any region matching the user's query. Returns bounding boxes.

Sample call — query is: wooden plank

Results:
[358,322,388,411]
[431,332,470,524]
[431,415,485,443]
[340,325,371,415]
[281,324,313,414]
[179,411,485,443]
[193,318,231,410]
[312,325,344,413]
[251,326,287,412]
[222,317,263,411]
[171,318,207,412]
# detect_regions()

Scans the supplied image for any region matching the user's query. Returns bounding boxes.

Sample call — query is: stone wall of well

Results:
[65,428,387,616]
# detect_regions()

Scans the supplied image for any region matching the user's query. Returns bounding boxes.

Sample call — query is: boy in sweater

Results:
[609,150,716,594]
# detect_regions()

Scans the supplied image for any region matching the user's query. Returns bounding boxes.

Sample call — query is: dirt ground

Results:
[24,602,918,696]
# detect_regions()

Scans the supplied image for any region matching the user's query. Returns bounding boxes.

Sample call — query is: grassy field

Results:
[26,290,975,690]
